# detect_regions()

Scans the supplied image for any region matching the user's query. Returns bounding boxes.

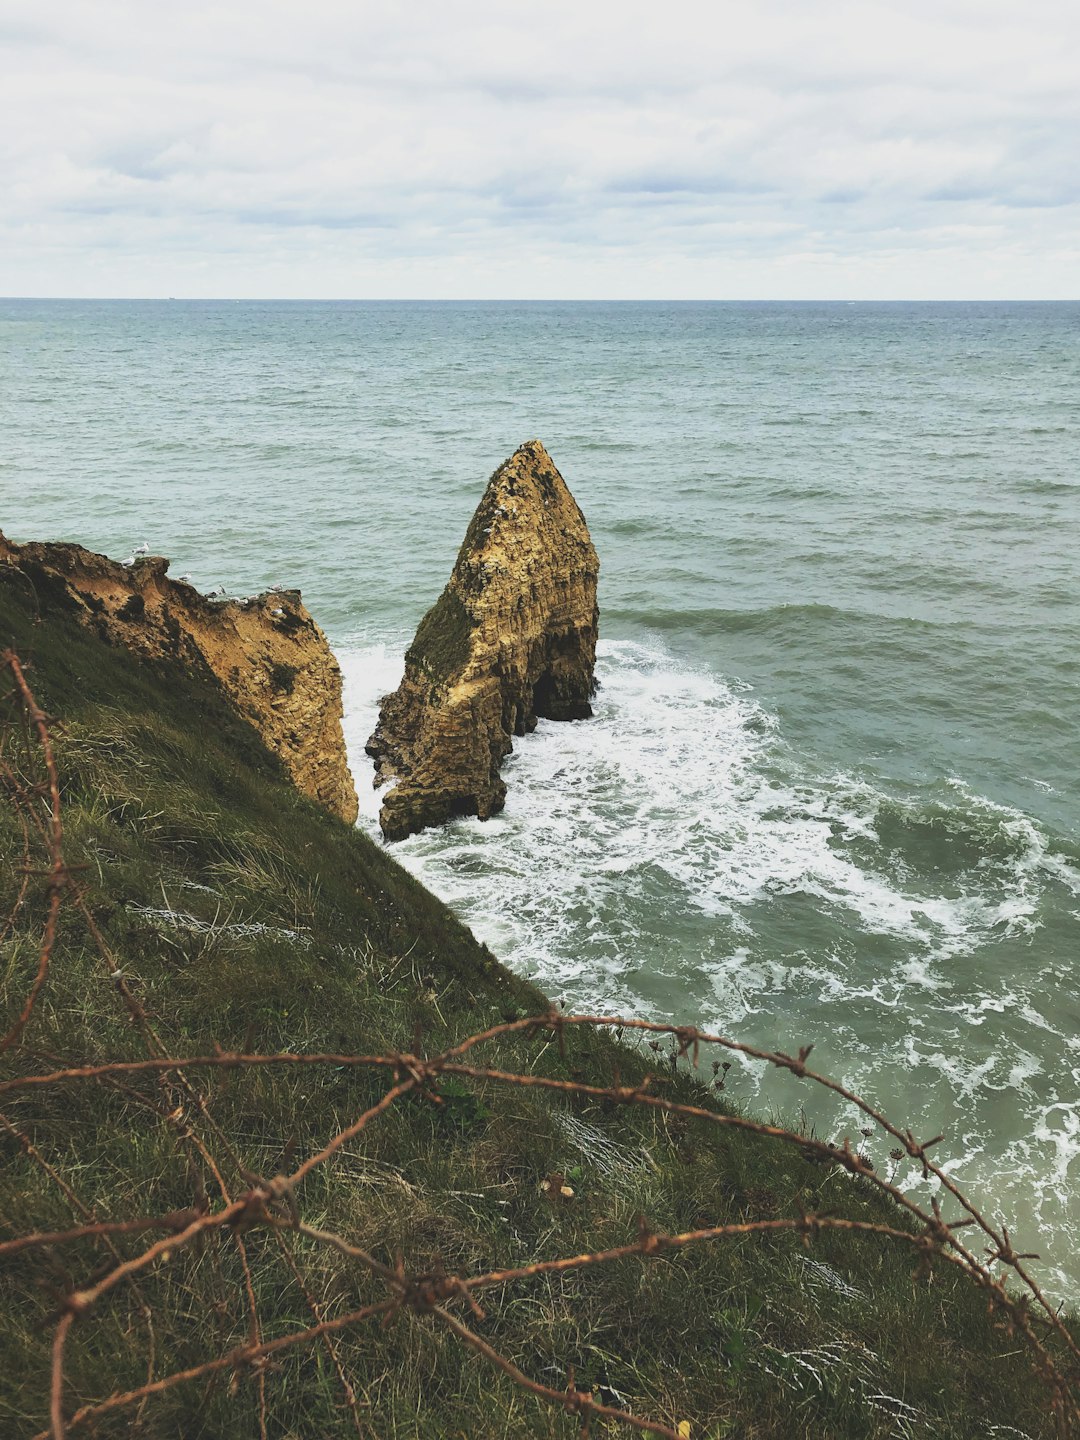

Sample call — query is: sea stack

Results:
[366,440,599,841]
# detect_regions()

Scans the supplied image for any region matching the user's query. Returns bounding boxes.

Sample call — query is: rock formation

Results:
[0,533,358,824]
[366,440,598,841]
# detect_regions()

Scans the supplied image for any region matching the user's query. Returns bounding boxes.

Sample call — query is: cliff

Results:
[366,440,599,840]
[0,535,1068,1440]
[0,532,358,823]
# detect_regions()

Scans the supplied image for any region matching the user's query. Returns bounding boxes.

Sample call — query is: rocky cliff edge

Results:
[366,440,598,841]
[0,533,358,824]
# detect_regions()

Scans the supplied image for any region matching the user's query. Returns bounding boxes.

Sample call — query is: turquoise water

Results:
[3,298,1079,1295]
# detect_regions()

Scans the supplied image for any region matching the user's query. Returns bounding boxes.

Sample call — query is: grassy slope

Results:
[0,568,1072,1440]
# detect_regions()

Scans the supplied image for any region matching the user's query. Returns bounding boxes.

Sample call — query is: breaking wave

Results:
[340,635,1080,1297]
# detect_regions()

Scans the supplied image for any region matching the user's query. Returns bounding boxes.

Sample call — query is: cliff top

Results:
[0,529,358,823]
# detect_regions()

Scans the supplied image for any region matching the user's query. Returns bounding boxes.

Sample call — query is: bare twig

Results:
[3,650,1077,1440]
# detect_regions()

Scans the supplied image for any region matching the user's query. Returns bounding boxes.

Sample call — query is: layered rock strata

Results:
[0,533,358,823]
[366,440,598,841]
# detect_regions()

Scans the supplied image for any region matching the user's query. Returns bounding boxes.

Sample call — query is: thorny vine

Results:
[1,646,1078,1439]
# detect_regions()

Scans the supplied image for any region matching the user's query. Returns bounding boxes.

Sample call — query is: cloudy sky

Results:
[2,0,1077,298]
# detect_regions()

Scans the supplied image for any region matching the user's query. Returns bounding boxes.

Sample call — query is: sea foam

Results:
[342,637,1071,994]
[340,634,1080,1297]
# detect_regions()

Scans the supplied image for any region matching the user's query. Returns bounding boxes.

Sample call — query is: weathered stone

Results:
[0,532,358,823]
[366,440,598,841]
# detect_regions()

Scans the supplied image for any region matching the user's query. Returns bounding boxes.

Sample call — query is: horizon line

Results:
[3,295,1079,304]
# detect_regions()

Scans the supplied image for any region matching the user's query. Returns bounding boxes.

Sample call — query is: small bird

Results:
[120,555,136,567]
[206,585,226,599]
[176,573,192,584]
[268,583,285,593]
[133,542,150,556]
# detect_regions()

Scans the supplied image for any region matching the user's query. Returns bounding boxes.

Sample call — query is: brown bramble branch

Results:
[3,650,1078,1440]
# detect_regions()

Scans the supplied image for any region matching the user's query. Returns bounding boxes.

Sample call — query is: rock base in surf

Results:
[366,440,599,841]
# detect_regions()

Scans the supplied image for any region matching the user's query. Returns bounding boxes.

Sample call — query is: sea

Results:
[2,298,1078,1296]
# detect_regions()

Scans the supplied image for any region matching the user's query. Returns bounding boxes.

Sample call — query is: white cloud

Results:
[1,0,1078,296]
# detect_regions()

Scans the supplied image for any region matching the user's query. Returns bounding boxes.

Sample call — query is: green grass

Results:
[406,586,477,686]
[0,566,1076,1440]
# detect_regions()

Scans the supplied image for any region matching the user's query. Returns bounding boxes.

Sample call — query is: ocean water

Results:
[3,298,1079,1295]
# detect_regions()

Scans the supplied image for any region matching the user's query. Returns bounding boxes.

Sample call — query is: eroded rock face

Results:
[366,440,598,840]
[0,533,358,823]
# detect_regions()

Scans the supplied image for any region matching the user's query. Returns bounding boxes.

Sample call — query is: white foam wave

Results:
[338,633,1080,1297]
[341,637,1074,995]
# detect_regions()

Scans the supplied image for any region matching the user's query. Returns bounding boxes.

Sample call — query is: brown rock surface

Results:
[0,532,358,823]
[366,440,598,841]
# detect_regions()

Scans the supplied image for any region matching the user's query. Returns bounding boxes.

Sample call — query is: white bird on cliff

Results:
[133,542,150,556]
[120,555,136,567]
[206,585,226,599]
[177,573,192,584]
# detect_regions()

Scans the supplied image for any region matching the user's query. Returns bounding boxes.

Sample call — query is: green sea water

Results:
[3,298,1078,1294]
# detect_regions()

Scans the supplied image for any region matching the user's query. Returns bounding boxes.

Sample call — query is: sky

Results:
[1,0,1078,299]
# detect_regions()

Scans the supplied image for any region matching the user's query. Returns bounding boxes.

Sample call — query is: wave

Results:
[613,603,952,641]
[1021,477,1079,494]
[338,634,1080,1298]
[869,790,1080,877]
[340,636,1076,983]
